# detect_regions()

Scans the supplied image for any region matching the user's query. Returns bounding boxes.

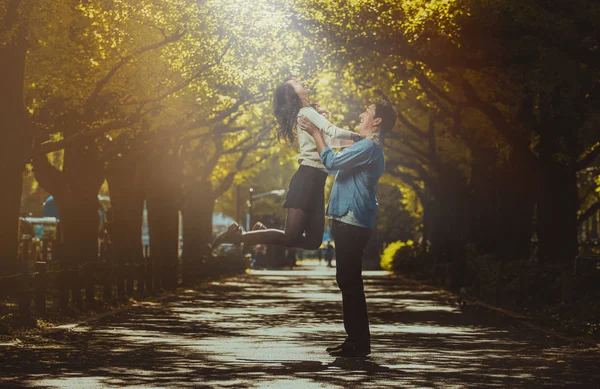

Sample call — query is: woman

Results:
[213,77,359,249]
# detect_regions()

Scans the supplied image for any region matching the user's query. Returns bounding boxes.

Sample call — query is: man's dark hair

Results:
[374,99,397,134]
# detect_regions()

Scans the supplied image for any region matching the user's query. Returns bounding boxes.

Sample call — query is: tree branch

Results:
[460,78,533,160]
[293,15,488,72]
[416,72,457,106]
[396,110,428,140]
[37,108,147,154]
[84,29,186,112]
[387,158,432,186]
[386,170,427,205]
[386,137,430,164]
[211,129,272,198]
[31,151,65,197]
[0,0,21,34]
[577,142,600,170]
[128,40,233,106]
[141,93,265,149]
[578,202,600,224]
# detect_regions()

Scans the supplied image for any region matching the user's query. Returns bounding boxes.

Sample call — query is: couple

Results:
[214,77,397,357]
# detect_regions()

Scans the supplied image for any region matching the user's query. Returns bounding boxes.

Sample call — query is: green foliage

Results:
[17,0,314,210]
[380,239,414,272]
[376,183,419,243]
[7,0,598,268]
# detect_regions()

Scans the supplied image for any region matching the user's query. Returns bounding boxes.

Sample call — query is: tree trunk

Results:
[494,151,537,258]
[537,162,579,264]
[54,141,105,265]
[146,192,180,289]
[54,195,101,265]
[33,139,104,307]
[182,179,214,284]
[145,150,183,289]
[467,148,498,253]
[0,165,24,275]
[183,180,214,257]
[536,94,580,266]
[106,158,145,297]
[0,5,30,275]
[467,148,536,258]
[430,163,468,290]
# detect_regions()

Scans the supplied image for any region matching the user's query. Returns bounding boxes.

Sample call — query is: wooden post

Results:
[35,261,47,317]
[101,243,112,303]
[155,257,163,292]
[55,240,69,311]
[182,253,190,287]
[19,238,31,321]
[591,210,598,240]
[125,260,134,297]
[146,255,154,295]
[116,248,125,300]
[71,264,83,310]
[143,255,148,294]
[41,239,48,262]
[85,261,95,307]
[136,248,145,297]
[101,255,112,304]
[117,261,125,301]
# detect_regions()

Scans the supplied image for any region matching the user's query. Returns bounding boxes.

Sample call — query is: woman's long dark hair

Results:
[273,81,302,143]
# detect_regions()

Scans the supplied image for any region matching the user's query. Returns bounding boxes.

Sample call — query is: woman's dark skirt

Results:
[283,165,327,213]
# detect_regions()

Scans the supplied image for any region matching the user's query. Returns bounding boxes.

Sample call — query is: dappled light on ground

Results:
[1,263,598,388]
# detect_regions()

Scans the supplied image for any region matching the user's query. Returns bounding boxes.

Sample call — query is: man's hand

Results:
[299,116,327,153]
[298,117,319,136]
[311,103,331,118]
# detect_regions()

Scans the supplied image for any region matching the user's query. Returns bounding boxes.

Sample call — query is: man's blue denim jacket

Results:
[319,138,385,229]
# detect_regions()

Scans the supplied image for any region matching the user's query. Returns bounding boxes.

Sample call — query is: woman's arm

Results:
[299,107,358,142]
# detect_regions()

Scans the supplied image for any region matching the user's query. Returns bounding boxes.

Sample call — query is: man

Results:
[299,99,397,357]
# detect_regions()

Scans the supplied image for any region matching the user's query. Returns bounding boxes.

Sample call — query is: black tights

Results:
[234,208,324,250]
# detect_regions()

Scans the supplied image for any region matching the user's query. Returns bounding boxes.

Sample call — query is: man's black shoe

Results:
[325,342,346,353]
[329,342,371,357]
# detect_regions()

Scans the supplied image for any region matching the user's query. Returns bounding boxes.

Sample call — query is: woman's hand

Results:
[298,117,319,136]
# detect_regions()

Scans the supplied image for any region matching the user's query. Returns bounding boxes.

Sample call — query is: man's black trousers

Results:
[331,220,372,347]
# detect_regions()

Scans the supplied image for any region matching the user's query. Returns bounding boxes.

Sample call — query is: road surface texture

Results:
[1,262,599,388]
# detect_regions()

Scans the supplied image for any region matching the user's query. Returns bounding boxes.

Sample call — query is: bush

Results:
[380,240,415,272]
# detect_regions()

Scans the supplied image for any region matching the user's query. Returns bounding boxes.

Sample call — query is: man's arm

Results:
[299,117,375,171]
[319,142,375,171]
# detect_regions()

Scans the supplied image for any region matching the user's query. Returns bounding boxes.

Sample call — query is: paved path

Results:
[1,263,599,388]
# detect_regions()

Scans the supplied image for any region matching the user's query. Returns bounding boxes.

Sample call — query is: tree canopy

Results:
[1,0,598,270]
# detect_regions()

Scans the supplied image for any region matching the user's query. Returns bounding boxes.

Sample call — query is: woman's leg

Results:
[298,204,325,250]
[234,208,310,246]
[220,207,324,249]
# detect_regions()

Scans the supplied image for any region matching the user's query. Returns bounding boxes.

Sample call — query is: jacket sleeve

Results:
[319,141,377,171]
